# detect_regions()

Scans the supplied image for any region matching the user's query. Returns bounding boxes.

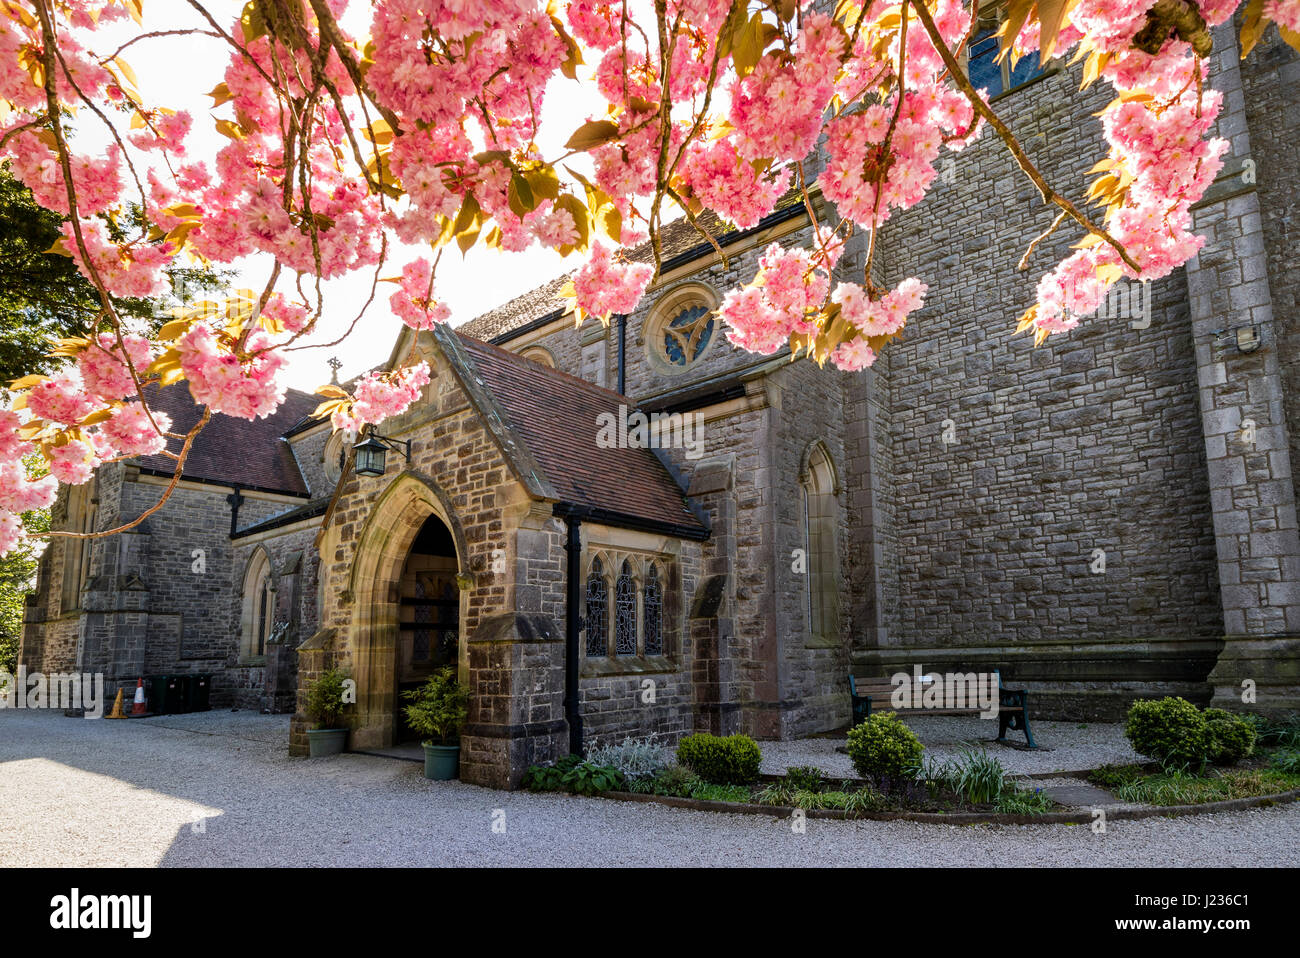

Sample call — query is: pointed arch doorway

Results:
[346,473,470,751]
[395,515,461,742]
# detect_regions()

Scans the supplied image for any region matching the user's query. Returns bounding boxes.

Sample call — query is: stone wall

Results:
[863,57,1224,717]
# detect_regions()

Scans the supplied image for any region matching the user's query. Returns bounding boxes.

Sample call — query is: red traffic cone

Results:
[131,678,148,716]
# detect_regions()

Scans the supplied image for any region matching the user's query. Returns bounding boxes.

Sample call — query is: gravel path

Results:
[1,709,1294,867]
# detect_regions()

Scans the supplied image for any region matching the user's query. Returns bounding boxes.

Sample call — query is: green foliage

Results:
[647,763,700,797]
[755,782,796,806]
[1114,765,1300,806]
[1203,708,1256,765]
[0,167,227,383]
[995,787,1055,815]
[1089,763,1144,791]
[1270,749,1300,775]
[676,733,762,785]
[784,765,825,793]
[845,713,924,779]
[842,788,887,814]
[1124,697,1212,769]
[0,454,49,674]
[304,667,351,730]
[687,781,753,802]
[945,747,1007,804]
[1244,714,1300,749]
[583,736,670,780]
[400,667,469,745]
[521,755,626,795]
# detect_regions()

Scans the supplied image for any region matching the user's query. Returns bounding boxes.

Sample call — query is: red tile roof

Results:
[133,384,320,496]
[452,333,707,536]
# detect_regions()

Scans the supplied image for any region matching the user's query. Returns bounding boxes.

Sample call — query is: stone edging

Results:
[599,787,1300,826]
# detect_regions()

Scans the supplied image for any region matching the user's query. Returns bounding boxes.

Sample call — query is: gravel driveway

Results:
[1,709,1295,867]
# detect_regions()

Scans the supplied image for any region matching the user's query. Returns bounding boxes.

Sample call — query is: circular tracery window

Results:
[323,431,345,484]
[662,303,715,367]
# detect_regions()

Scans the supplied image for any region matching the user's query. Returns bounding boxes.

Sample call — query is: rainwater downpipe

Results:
[617,313,626,395]
[561,508,584,756]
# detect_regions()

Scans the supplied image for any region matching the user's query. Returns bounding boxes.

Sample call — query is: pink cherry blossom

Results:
[26,372,102,425]
[389,257,452,330]
[177,325,287,420]
[332,362,431,431]
[49,440,100,485]
[100,403,172,458]
[572,243,653,319]
[77,333,153,401]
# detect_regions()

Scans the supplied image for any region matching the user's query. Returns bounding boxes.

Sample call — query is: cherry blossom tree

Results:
[1,0,1298,556]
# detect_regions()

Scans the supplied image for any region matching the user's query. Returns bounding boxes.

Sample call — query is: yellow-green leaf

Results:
[564,120,621,153]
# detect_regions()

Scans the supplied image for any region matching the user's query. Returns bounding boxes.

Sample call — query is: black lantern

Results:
[353,433,410,477]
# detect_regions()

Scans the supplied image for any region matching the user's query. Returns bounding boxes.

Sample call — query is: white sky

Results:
[83,3,616,392]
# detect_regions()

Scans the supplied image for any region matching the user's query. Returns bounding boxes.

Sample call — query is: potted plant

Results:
[402,666,470,780]
[304,667,350,757]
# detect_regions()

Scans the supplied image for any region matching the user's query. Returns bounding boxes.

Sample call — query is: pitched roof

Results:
[457,194,806,343]
[134,384,320,496]
[445,330,708,537]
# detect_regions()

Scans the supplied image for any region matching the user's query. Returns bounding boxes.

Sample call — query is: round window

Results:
[662,304,715,367]
[323,431,346,484]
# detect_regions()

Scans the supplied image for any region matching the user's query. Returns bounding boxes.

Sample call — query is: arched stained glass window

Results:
[615,560,637,655]
[241,550,275,660]
[663,304,714,366]
[644,564,663,656]
[801,443,840,641]
[585,557,608,656]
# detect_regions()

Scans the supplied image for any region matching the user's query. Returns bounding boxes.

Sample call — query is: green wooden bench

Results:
[848,669,1037,748]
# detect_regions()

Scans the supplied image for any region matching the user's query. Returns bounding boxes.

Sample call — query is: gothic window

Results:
[643,564,663,656]
[801,443,840,642]
[662,303,714,367]
[585,557,609,656]
[615,560,637,655]
[240,550,275,660]
[965,2,1048,98]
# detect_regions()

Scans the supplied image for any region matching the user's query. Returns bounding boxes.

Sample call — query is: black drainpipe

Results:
[226,485,245,537]
[617,313,626,395]
[561,509,584,756]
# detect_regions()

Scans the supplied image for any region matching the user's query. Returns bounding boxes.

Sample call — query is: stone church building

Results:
[20,20,1300,787]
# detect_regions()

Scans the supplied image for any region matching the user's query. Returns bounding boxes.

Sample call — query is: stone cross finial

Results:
[327,356,342,385]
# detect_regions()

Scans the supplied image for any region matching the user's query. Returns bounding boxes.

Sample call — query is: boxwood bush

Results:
[1203,708,1256,765]
[845,713,924,779]
[676,733,762,784]
[1125,697,1211,768]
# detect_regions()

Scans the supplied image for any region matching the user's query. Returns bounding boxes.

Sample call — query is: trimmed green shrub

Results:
[1203,708,1256,765]
[1124,697,1212,769]
[676,733,762,784]
[845,713,924,779]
